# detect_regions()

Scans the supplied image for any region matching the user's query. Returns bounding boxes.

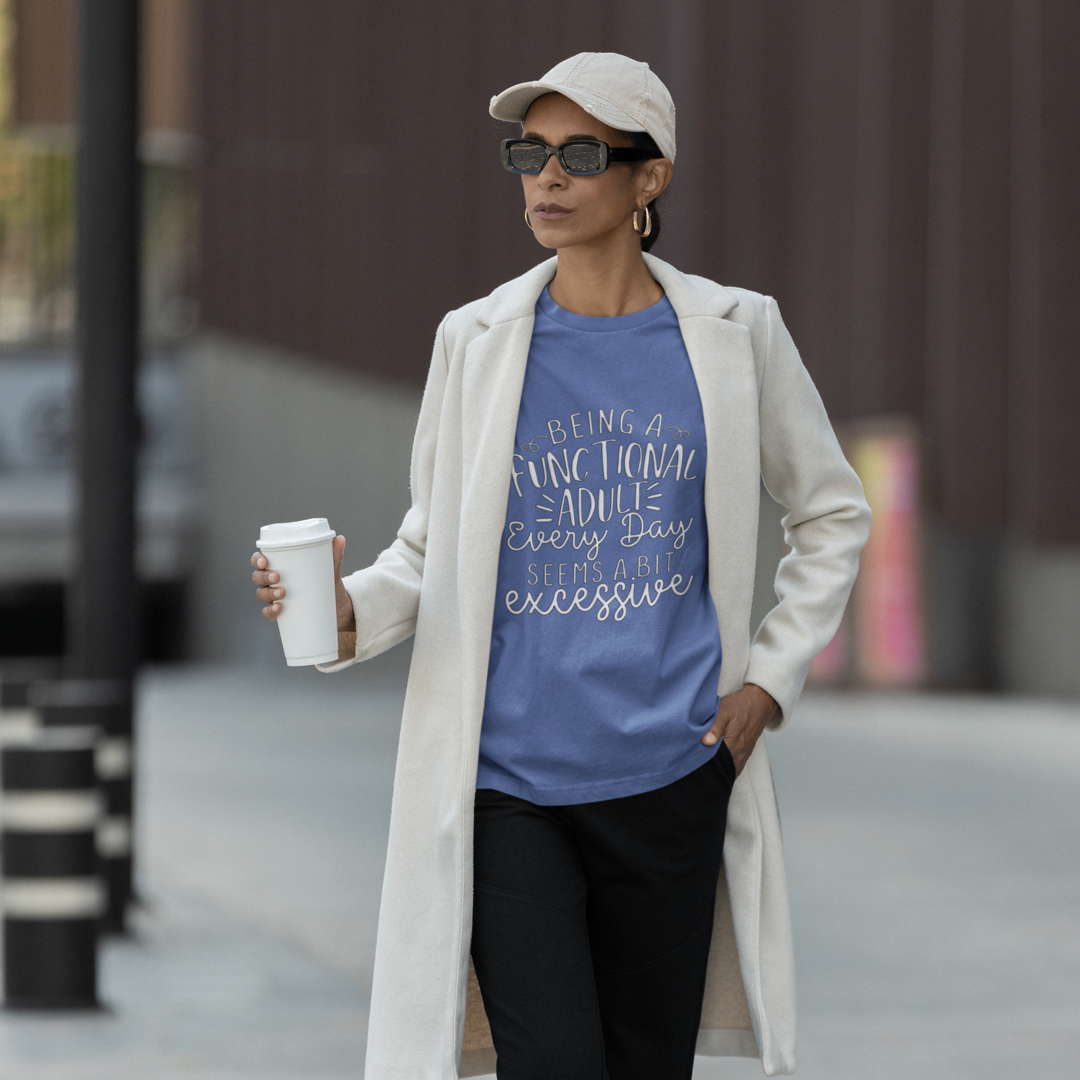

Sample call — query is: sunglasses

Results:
[501,138,658,176]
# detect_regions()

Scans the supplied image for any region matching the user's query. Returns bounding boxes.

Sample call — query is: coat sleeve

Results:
[744,297,872,724]
[317,314,451,672]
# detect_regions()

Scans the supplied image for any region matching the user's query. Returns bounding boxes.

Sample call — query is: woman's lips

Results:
[533,203,573,220]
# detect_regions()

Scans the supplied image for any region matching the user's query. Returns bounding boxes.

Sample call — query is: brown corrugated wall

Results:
[11,0,195,134]
[185,0,1077,543]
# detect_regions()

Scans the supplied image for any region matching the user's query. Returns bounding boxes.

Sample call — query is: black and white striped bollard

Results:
[0,682,40,745]
[0,659,59,744]
[29,679,133,935]
[2,726,103,1009]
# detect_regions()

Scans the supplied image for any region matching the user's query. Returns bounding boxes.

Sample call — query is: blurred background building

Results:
[0,0,193,662]
[1,0,1077,695]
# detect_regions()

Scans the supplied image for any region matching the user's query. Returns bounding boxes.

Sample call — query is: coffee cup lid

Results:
[257,518,336,549]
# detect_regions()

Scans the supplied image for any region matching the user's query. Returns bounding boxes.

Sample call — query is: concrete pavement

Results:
[704,691,1080,1079]
[2,649,1078,1078]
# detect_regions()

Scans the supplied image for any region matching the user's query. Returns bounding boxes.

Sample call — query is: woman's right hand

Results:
[251,549,285,620]
[250,535,356,631]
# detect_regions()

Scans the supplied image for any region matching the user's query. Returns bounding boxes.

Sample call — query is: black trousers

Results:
[472,744,736,1080]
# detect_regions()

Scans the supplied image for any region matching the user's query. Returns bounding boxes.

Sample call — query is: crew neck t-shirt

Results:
[477,286,724,806]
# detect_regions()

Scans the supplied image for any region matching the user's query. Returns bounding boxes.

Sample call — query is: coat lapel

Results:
[456,319,532,694]
[646,256,762,692]
[454,259,558,737]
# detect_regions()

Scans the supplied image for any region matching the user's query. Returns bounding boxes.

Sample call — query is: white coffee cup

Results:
[256,518,339,666]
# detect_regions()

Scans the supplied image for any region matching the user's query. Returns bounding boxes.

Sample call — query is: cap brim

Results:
[489,80,646,137]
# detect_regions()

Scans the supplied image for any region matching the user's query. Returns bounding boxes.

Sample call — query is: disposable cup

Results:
[256,518,339,666]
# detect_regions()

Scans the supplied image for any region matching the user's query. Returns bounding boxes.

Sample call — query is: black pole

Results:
[69,0,141,932]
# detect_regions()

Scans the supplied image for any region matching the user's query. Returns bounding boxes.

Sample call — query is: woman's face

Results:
[519,93,672,251]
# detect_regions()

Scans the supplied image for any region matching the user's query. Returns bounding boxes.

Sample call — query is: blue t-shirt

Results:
[477,286,723,805]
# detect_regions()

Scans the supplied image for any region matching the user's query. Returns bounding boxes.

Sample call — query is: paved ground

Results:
[2,650,1078,1078]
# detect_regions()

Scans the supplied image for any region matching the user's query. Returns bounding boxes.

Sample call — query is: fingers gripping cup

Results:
[257,518,339,666]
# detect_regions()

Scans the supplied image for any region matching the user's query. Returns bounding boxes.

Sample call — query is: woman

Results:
[252,53,869,1080]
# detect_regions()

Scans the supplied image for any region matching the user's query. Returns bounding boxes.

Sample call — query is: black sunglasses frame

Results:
[501,138,657,176]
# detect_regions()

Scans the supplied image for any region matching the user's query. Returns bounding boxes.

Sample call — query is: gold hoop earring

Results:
[524,207,534,231]
[632,205,652,238]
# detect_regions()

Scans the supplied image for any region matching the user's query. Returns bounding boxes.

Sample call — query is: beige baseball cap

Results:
[489,52,676,162]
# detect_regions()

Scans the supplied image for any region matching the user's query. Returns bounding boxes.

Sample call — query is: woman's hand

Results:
[702,683,780,776]
[250,535,356,632]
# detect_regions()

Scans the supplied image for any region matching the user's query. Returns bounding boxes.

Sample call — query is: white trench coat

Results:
[321,253,871,1079]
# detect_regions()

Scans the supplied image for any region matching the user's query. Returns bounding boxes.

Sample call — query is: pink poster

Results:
[808,420,925,687]
[850,425,925,686]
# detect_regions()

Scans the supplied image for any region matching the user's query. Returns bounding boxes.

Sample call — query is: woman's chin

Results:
[532,221,575,249]
[533,216,639,252]
[535,226,615,252]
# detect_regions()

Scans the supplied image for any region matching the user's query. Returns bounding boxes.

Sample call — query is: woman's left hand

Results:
[702,683,780,777]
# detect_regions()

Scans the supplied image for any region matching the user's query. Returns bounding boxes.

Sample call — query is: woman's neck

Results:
[547,231,664,317]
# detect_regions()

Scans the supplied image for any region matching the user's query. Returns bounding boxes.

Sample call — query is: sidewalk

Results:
[737,691,1080,1080]
[2,652,1078,1078]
